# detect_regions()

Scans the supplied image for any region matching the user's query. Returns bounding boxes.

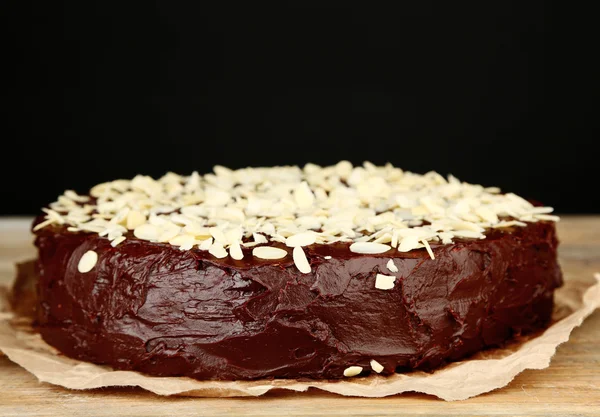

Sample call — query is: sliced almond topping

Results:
[398,236,421,252]
[475,206,499,224]
[209,242,228,259]
[452,230,485,239]
[110,236,126,247]
[209,227,227,243]
[294,181,315,209]
[343,366,363,377]
[229,242,244,260]
[349,242,391,254]
[324,255,332,260]
[126,210,146,230]
[375,273,396,290]
[293,246,311,274]
[285,232,316,247]
[370,359,384,373]
[534,214,560,222]
[493,220,527,228]
[199,237,213,251]
[37,163,559,256]
[386,259,398,273]
[133,224,160,241]
[169,235,195,251]
[77,250,98,273]
[253,233,268,244]
[33,218,55,231]
[252,246,288,260]
[421,239,435,260]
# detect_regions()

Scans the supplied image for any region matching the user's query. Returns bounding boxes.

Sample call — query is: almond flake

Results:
[77,250,98,273]
[253,233,268,244]
[110,236,126,247]
[492,220,527,229]
[133,224,160,241]
[349,242,391,254]
[229,242,244,260]
[324,255,332,260]
[285,232,316,247]
[169,235,196,250]
[534,214,560,222]
[199,237,213,251]
[252,246,288,260]
[452,230,485,239]
[475,207,499,224]
[375,273,396,290]
[370,359,384,373]
[343,366,363,377]
[209,242,228,259]
[33,219,54,231]
[398,236,421,252]
[421,239,435,260]
[126,210,146,230]
[210,227,227,243]
[293,246,311,273]
[386,259,398,273]
[294,181,315,209]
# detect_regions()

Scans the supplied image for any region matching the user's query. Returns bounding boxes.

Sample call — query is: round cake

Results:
[31,163,562,380]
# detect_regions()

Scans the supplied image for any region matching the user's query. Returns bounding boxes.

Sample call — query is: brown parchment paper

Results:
[0,273,599,401]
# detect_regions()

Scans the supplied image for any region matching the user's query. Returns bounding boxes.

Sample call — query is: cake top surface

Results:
[34,162,558,268]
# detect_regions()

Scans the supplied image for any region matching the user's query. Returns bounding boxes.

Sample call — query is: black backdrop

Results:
[2,2,598,214]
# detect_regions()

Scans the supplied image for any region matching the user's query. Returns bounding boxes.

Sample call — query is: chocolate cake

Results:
[30,163,562,380]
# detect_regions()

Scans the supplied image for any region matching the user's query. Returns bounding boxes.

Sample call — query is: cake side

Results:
[33,221,562,380]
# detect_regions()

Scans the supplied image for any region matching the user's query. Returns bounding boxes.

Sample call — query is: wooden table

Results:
[1,217,599,417]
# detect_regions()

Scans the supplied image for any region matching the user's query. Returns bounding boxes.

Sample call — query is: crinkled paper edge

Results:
[1,274,599,401]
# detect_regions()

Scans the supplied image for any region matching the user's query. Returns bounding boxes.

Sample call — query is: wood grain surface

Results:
[0,217,598,417]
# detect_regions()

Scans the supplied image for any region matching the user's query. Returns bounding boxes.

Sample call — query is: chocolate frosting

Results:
[32,220,562,380]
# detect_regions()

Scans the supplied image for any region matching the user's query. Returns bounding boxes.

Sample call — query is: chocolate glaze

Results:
[32,220,562,380]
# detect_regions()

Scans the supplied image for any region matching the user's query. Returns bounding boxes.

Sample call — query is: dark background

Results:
[2,2,598,215]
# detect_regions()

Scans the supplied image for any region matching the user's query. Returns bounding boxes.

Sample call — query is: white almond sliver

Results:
[229,242,244,260]
[294,181,315,209]
[343,366,363,377]
[534,214,560,222]
[209,242,228,259]
[77,250,98,273]
[253,233,268,244]
[527,206,554,214]
[169,235,195,250]
[475,207,499,224]
[398,236,421,252]
[349,242,391,254]
[210,227,227,243]
[452,230,485,239]
[375,273,395,290]
[324,255,332,260]
[421,239,435,260]
[285,232,316,247]
[492,220,527,228]
[133,224,160,241]
[110,236,126,247]
[386,259,398,273]
[370,359,384,373]
[293,246,311,274]
[199,237,213,251]
[253,246,288,260]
